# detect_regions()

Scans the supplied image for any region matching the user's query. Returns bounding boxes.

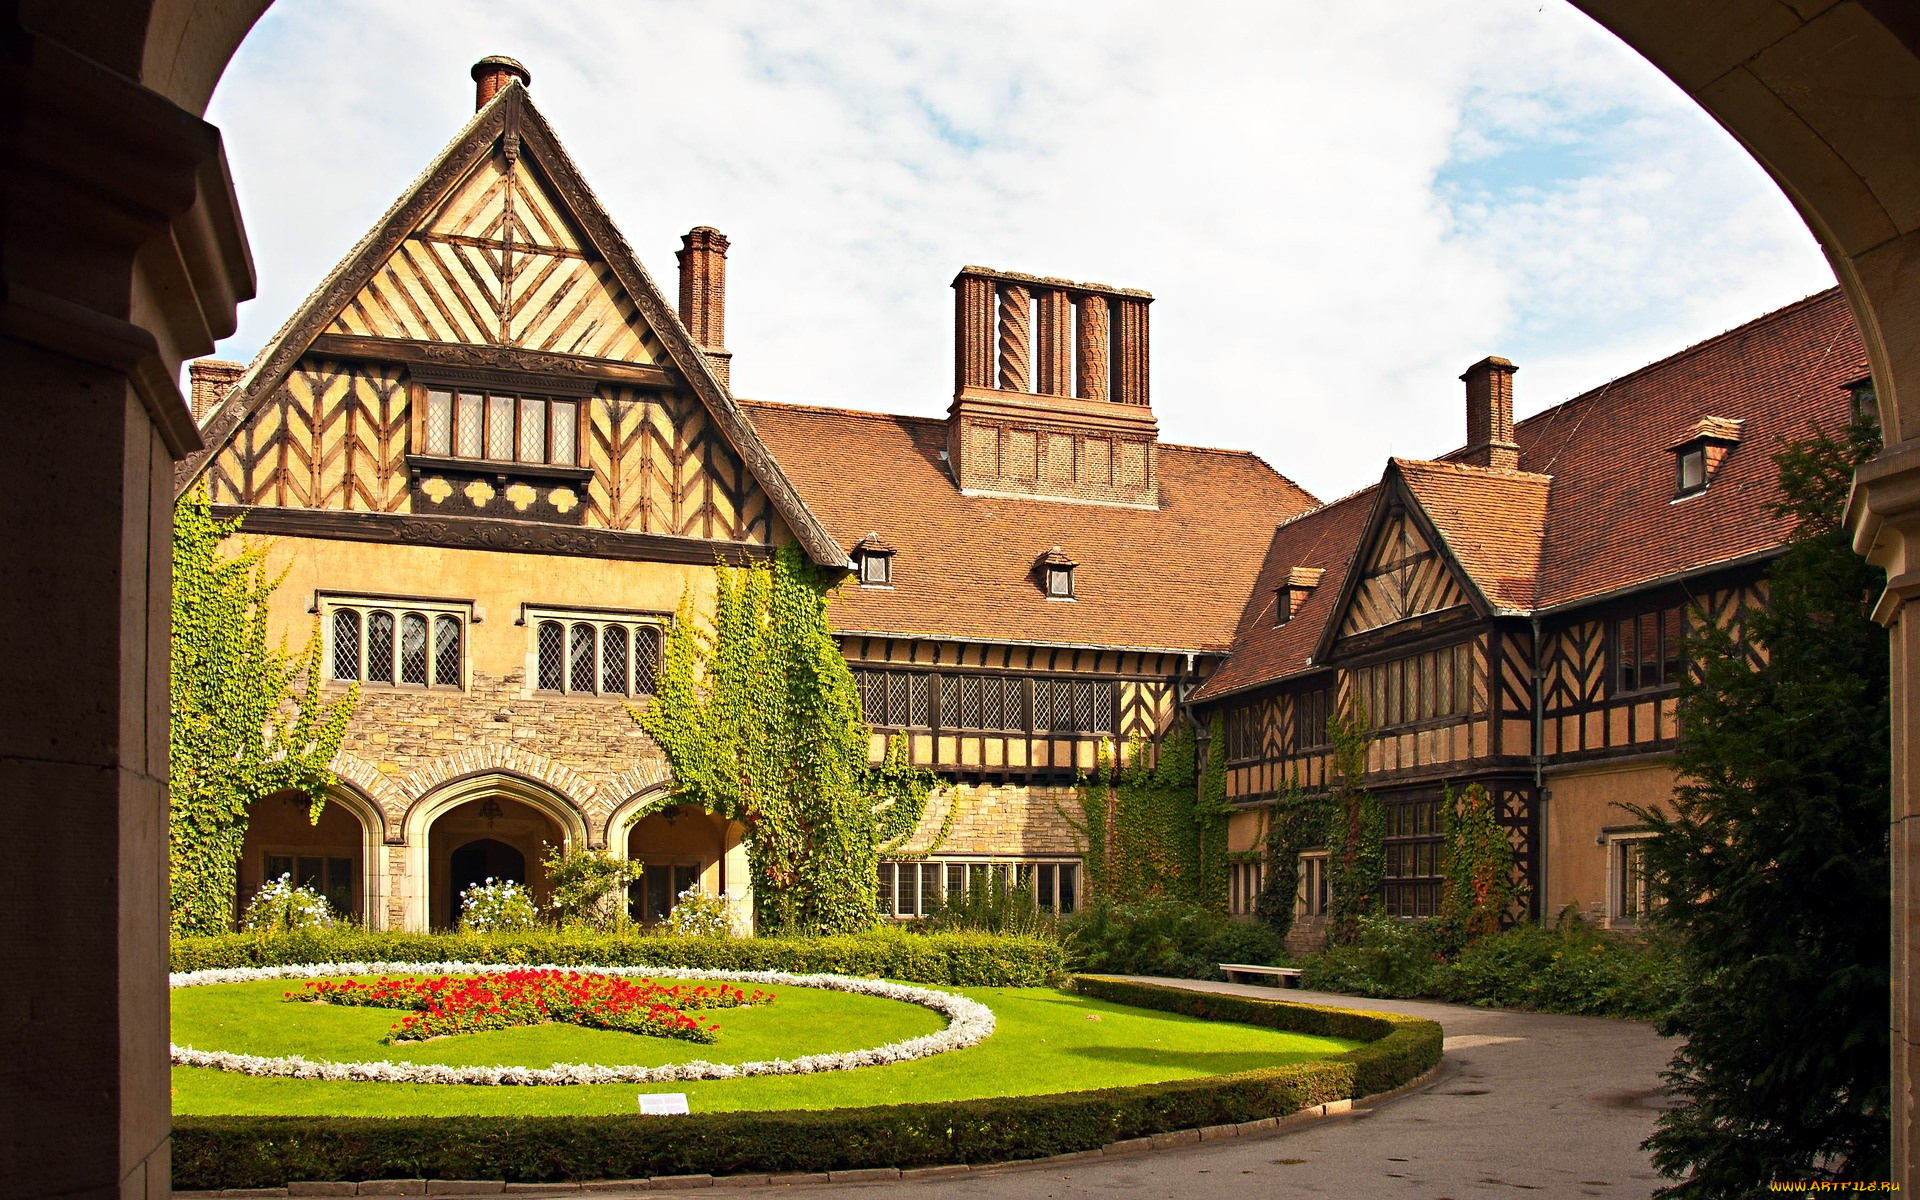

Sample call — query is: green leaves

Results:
[1634,415,1891,1194]
[169,493,357,937]
[638,543,933,936]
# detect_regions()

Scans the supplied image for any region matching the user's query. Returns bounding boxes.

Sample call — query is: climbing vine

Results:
[1193,714,1231,908]
[1321,707,1383,945]
[637,542,934,935]
[1071,721,1226,906]
[1437,781,1522,950]
[169,492,357,937]
[1254,782,1334,943]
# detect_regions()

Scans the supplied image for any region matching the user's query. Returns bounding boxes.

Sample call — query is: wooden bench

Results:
[1219,963,1304,988]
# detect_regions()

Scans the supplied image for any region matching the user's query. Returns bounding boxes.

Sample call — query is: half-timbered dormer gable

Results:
[177,61,845,568]
[1314,459,1549,660]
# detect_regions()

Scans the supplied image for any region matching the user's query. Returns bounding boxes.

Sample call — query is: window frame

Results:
[1606,831,1656,926]
[876,856,1080,919]
[1044,564,1075,599]
[521,604,667,699]
[1610,603,1687,696]
[857,550,894,588]
[321,594,472,691]
[411,382,589,471]
[1675,445,1707,496]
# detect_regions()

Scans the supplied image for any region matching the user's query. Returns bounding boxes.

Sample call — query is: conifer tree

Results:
[1633,412,1889,1195]
[169,494,356,936]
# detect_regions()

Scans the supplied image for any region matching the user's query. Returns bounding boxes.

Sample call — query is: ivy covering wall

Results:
[1070,717,1229,907]
[169,494,356,937]
[639,542,933,936]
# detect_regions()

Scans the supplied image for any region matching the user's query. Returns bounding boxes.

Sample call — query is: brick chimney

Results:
[187,359,244,424]
[948,266,1157,507]
[677,226,732,388]
[471,55,531,110]
[1461,356,1519,471]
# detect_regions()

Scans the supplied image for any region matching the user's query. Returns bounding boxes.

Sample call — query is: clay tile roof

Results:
[739,400,1320,652]
[1392,459,1551,613]
[1195,287,1864,703]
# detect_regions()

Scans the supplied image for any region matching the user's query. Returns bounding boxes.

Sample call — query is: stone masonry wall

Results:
[895,782,1086,858]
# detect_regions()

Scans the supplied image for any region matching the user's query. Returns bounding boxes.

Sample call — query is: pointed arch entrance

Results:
[235,785,387,927]
[401,773,589,931]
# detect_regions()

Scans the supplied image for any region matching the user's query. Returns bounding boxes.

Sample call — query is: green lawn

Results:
[172,978,1358,1116]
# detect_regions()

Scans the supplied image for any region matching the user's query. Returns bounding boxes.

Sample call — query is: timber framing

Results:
[210,504,775,566]
[177,82,848,568]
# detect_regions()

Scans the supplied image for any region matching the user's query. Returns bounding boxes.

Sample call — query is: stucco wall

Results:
[1542,757,1679,922]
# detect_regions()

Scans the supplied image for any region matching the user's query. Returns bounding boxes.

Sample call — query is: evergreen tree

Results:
[639,542,932,934]
[169,494,356,936]
[1633,413,1889,1195]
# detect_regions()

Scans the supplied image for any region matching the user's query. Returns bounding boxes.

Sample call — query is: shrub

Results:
[1297,914,1446,998]
[1435,916,1681,1019]
[1291,913,1682,1020]
[240,875,336,933]
[663,886,735,938]
[540,848,642,931]
[1062,899,1284,980]
[169,926,1066,988]
[169,980,1437,1189]
[457,879,538,933]
[920,875,1055,938]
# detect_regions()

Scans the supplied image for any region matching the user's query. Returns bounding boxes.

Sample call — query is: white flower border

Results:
[170,961,994,1087]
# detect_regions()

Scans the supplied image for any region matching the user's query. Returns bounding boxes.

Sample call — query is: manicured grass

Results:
[172,982,1359,1117]
[172,977,938,1068]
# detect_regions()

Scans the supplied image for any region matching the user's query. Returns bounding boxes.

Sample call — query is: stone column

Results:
[0,27,251,1200]
[1074,292,1110,403]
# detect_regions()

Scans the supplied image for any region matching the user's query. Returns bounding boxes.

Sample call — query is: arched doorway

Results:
[235,790,380,925]
[445,837,526,929]
[424,795,564,931]
[625,805,729,925]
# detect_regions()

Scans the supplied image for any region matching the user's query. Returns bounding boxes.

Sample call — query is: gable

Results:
[1337,503,1472,638]
[326,149,668,364]
[179,82,846,565]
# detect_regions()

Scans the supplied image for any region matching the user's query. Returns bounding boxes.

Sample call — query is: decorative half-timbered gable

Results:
[1196,290,1866,940]
[179,59,847,933]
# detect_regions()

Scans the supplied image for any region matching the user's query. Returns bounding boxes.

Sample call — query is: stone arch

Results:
[327,750,409,841]
[399,744,602,821]
[399,771,591,930]
[601,776,676,849]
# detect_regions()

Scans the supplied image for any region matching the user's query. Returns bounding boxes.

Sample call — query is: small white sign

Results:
[638,1093,690,1115]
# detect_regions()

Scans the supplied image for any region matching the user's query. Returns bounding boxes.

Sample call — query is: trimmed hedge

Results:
[169,927,1065,988]
[169,973,1441,1189]
[1068,975,1443,1099]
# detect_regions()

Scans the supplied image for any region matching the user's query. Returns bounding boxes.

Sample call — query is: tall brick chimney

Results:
[187,359,244,424]
[471,55,531,110]
[947,266,1157,507]
[677,226,732,388]
[1461,356,1519,471]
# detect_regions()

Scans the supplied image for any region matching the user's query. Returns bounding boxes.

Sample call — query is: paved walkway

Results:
[674,978,1677,1200]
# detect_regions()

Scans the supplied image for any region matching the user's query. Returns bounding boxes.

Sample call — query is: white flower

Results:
[170,962,996,1086]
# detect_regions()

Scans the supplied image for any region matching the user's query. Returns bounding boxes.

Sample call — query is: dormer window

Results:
[1274,567,1325,627]
[1669,417,1742,500]
[852,533,894,588]
[1677,446,1707,495]
[1038,546,1077,600]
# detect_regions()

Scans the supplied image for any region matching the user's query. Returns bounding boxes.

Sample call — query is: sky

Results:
[207,0,1838,503]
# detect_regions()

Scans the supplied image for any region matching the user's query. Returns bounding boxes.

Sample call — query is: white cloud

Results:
[207,0,1835,501]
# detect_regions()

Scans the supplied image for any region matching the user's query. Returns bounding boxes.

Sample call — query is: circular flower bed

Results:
[170,962,994,1086]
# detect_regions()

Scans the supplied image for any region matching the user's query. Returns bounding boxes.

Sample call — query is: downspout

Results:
[1531,614,1549,924]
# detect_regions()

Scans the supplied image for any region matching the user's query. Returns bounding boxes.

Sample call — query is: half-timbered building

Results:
[1192,289,1868,945]
[179,59,1317,930]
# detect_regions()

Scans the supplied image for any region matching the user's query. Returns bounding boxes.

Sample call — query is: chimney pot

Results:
[677,226,732,387]
[471,55,531,111]
[1460,355,1519,471]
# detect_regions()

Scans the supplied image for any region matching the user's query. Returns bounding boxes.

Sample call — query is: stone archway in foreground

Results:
[1,3,1917,1196]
